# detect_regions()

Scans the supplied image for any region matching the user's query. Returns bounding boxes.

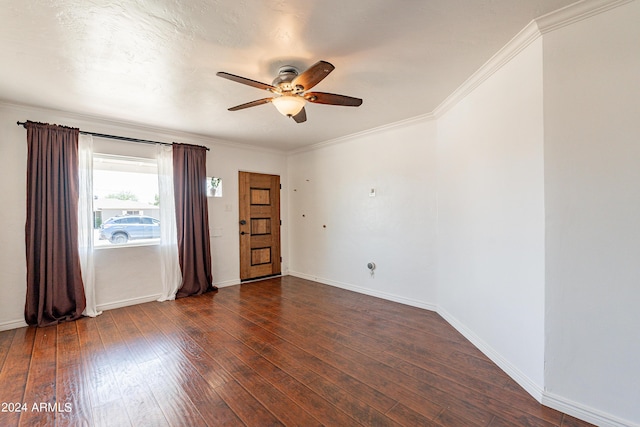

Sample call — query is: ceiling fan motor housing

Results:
[273,66,300,92]
[217,60,362,123]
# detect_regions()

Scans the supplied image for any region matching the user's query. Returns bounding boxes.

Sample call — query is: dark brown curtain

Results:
[172,143,216,297]
[25,121,86,326]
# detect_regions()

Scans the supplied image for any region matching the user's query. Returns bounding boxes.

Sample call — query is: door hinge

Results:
[280,184,282,189]
[280,220,282,226]
[280,257,283,262]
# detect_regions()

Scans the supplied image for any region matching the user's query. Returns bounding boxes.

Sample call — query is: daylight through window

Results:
[207,177,222,197]
[93,154,160,247]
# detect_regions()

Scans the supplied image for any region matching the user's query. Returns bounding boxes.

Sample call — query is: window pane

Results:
[207,177,222,197]
[93,154,160,247]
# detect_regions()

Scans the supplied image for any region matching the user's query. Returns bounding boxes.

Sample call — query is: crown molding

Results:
[432,20,542,119]
[5,0,632,157]
[287,111,436,155]
[535,0,635,34]
[433,0,632,119]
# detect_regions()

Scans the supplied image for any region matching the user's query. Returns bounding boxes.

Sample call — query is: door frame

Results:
[238,171,281,281]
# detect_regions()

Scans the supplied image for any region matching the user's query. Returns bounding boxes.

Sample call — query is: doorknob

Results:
[239,220,247,225]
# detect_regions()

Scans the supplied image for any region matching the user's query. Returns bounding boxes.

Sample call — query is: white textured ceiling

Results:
[0,0,576,151]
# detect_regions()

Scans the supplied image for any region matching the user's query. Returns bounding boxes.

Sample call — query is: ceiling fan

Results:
[216,60,362,123]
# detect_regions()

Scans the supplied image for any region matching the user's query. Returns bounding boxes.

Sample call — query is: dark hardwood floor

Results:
[0,276,593,426]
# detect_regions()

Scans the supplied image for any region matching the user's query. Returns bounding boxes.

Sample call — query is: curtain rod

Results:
[16,121,210,151]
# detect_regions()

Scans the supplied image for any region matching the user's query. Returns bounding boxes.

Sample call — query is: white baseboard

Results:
[214,278,241,288]
[96,294,161,312]
[0,295,162,330]
[0,282,240,332]
[0,318,28,331]
[437,306,545,402]
[3,272,636,426]
[436,306,639,427]
[542,392,639,427]
[288,274,637,427]
[288,271,437,312]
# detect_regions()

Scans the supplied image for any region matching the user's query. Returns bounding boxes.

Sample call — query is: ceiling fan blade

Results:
[228,98,273,111]
[292,61,335,90]
[217,72,276,92]
[292,107,307,123]
[304,92,363,107]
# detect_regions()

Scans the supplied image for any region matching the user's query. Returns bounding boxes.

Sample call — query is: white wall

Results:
[84,137,164,310]
[436,38,546,395]
[543,1,640,424]
[207,142,289,286]
[0,102,288,329]
[2,2,639,425]
[0,105,28,330]
[288,119,438,309]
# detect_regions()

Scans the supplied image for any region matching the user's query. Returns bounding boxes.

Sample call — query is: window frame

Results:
[92,153,161,249]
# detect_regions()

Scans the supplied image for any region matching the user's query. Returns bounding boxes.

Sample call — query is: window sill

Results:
[94,240,160,250]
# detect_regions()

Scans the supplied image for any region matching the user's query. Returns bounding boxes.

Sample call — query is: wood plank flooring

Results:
[0,276,594,426]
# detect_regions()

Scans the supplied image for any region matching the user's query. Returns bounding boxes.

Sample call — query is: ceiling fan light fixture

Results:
[272,95,305,117]
[217,60,361,123]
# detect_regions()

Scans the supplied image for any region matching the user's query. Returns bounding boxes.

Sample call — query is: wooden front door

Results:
[239,172,281,281]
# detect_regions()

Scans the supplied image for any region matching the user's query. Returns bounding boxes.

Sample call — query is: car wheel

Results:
[111,233,128,244]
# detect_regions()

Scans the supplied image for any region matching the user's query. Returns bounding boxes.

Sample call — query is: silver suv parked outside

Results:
[99,215,160,244]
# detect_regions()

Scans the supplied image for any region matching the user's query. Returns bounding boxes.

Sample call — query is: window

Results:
[207,177,222,197]
[93,154,160,247]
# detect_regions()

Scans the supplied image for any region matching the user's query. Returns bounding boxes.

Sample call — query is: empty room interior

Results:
[0,0,638,426]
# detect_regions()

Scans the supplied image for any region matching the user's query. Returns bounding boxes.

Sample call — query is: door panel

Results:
[239,172,281,280]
